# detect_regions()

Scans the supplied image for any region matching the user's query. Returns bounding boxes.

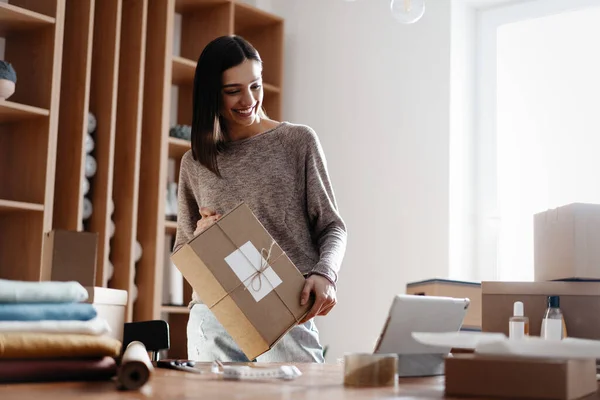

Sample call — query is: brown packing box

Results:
[534,203,600,281]
[482,281,600,339]
[406,278,481,329]
[170,203,312,360]
[41,230,98,286]
[445,353,598,400]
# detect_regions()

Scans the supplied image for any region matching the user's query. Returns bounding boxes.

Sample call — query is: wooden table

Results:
[1,362,599,399]
[0,362,451,399]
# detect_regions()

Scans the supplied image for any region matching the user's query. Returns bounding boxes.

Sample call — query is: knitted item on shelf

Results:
[169,124,191,141]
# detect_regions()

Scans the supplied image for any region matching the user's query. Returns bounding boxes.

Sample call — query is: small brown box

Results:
[41,230,98,286]
[445,354,598,400]
[406,278,481,329]
[171,203,312,361]
[482,281,600,339]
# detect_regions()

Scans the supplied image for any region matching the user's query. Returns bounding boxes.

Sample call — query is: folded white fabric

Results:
[0,279,88,304]
[0,317,111,336]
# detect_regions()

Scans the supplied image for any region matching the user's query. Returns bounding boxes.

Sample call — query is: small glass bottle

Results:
[509,301,529,339]
[541,295,565,340]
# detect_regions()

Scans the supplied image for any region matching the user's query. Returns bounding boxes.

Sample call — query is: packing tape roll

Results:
[343,353,398,387]
[117,341,153,390]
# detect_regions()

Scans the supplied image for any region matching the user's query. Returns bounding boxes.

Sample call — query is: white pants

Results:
[186,303,325,363]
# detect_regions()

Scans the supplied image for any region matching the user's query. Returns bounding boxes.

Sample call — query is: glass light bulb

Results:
[390,0,425,24]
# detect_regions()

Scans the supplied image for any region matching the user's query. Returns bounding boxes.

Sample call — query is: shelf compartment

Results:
[53,0,95,232]
[171,55,195,86]
[0,100,49,123]
[0,2,56,35]
[234,4,283,88]
[165,220,177,234]
[87,0,122,287]
[262,82,281,121]
[0,119,50,204]
[111,0,147,322]
[168,136,190,159]
[179,1,232,62]
[0,211,43,281]
[135,0,173,322]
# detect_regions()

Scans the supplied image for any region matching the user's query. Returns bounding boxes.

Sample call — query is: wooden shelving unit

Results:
[0,0,284,359]
[0,0,65,282]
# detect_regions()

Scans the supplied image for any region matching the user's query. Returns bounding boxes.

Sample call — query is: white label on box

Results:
[224,241,282,302]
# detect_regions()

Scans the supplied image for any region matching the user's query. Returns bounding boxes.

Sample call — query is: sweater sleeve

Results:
[173,152,200,253]
[303,127,347,286]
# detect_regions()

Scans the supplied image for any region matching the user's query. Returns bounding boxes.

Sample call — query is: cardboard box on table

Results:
[406,278,481,329]
[482,281,600,339]
[534,203,600,281]
[170,203,312,360]
[41,230,98,285]
[445,353,597,400]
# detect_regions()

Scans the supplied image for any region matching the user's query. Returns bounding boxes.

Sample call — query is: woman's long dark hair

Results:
[191,35,265,177]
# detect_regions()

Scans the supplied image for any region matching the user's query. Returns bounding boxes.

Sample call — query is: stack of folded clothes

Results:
[0,279,122,383]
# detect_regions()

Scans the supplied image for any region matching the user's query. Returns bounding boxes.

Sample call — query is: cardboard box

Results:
[170,203,312,360]
[534,203,600,281]
[406,278,481,329]
[482,281,600,339]
[84,286,128,342]
[445,353,597,400]
[41,230,98,286]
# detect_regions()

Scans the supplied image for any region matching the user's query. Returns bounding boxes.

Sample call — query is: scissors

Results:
[156,359,203,374]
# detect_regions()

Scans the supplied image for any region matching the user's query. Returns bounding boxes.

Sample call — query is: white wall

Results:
[259,0,452,362]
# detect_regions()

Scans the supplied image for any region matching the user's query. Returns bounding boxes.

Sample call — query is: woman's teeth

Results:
[234,106,254,116]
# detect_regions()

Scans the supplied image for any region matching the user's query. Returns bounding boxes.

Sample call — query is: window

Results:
[474,0,600,281]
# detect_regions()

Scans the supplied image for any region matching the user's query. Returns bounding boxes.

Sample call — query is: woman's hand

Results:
[194,206,222,236]
[298,274,337,324]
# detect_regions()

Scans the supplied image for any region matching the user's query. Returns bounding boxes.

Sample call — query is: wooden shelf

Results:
[0,199,44,213]
[171,55,196,86]
[175,0,230,14]
[161,305,189,314]
[234,2,282,33]
[263,82,280,94]
[0,2,56,35]
[0,101,49,123]
[165,220,177,234]
[168,137,190,159]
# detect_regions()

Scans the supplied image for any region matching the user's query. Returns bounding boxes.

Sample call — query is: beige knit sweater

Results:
[173,122,347,303]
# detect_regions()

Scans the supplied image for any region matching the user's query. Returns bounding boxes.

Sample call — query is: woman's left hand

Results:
[298,274,337,324]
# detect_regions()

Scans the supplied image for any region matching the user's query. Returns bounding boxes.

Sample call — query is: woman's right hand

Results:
[194,207,221,236]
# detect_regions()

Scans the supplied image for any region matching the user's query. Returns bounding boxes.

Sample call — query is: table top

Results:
[0,362,453,399]
[1,362,598,400]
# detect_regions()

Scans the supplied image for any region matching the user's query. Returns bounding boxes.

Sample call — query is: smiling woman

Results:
[174,35,348,364]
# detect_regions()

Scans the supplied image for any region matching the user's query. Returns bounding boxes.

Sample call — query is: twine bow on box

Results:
[209,222,302,324]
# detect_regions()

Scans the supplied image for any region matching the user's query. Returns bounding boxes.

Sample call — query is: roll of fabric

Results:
[0,279,88,304]
[0,303,97,321]
[0,332,122,359]
[0,356,117,383]
[0,317,111,335]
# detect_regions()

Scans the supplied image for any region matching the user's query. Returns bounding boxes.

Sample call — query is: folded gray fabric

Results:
[0,279,88,304]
